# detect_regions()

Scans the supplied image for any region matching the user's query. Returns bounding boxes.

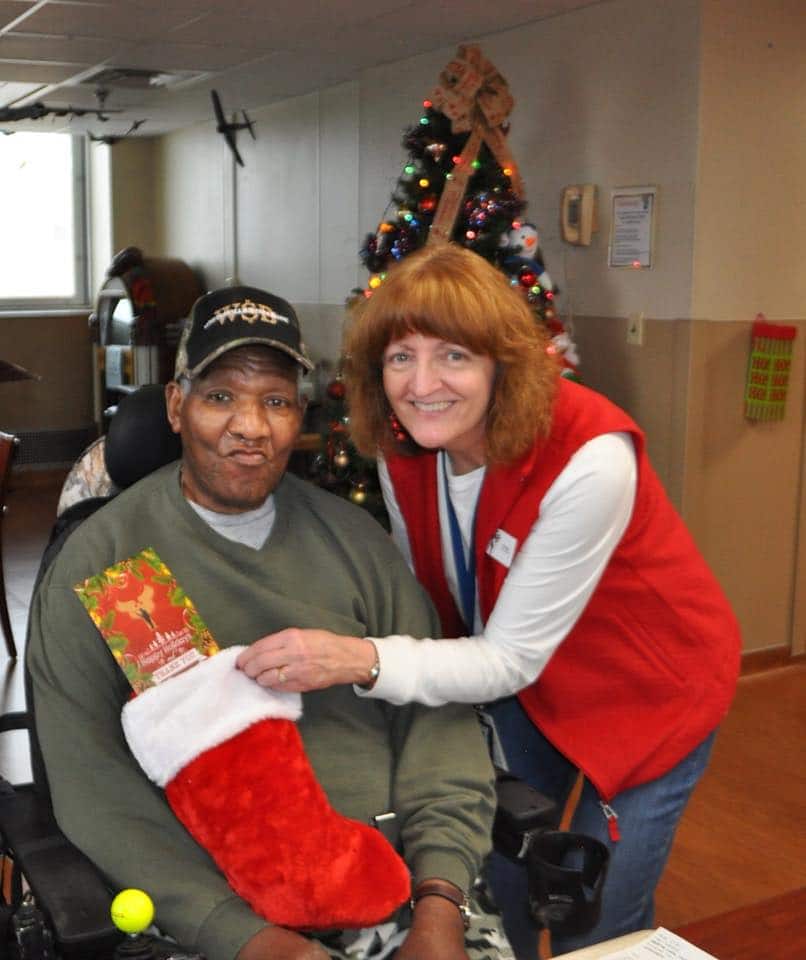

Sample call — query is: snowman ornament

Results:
[501,222,554,293]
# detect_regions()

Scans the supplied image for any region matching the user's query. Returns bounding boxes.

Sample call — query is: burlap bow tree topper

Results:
[428,44,524,243]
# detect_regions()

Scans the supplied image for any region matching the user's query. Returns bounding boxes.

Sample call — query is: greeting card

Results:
[74,547,219,693]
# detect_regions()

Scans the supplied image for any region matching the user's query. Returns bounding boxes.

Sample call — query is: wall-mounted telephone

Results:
[561,184,598,246]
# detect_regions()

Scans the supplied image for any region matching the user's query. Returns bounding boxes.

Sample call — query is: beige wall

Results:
[110,138,159,256]
[681,0,806,654]
[154,124,226,286]
[692,0,806,321]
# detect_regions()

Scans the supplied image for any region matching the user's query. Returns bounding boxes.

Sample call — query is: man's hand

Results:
[236,925,330,960]
[395,895,470,960]
[236,628,378,691]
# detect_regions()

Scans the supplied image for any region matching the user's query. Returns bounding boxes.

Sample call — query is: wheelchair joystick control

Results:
[111,889,158,960]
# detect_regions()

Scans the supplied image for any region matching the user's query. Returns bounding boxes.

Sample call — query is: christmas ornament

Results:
[350,484,367,505]
[501,222,554,292]
[327,379,346,400]
[334,449,350,469]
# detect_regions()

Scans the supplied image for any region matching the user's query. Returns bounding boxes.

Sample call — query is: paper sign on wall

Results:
[609,186,657,269]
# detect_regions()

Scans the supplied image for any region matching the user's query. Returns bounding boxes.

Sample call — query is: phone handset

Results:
[561,184,598,246]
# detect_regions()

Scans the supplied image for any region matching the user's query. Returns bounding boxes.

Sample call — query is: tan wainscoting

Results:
[0,314,93,432]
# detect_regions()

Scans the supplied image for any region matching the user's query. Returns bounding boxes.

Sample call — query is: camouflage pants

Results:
[314,888,516,960]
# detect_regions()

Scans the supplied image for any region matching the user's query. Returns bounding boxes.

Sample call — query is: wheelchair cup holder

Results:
[526,830,609,937]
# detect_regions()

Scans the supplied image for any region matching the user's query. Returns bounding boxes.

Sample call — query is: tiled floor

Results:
[0,471,64,784]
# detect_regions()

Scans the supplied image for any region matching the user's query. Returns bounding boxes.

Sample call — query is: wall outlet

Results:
[627,312,645,346]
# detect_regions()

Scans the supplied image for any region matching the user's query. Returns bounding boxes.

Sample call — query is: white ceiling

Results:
[0,0,602,136]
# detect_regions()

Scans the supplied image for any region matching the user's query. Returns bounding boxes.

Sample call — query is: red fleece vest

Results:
[386,379,741,800]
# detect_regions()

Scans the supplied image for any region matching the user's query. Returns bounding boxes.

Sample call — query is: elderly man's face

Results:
[166,346,304,514]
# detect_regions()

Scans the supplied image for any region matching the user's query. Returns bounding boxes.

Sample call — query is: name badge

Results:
[486,529,518,568]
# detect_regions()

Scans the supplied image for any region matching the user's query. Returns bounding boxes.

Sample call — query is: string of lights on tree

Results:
[309,52,580,519]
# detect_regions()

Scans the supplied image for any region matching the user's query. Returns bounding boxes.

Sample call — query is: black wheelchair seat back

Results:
[40,385,182,588]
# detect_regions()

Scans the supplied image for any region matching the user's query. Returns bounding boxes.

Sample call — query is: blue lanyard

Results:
[442,455,477,632]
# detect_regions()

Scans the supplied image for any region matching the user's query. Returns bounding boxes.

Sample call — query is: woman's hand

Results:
[236,628,378,692]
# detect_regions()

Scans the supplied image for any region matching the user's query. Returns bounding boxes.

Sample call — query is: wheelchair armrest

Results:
[493,769,560,861]
[0,780,123,959]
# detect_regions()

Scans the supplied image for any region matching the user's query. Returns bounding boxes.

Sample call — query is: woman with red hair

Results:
[237,243,741,958]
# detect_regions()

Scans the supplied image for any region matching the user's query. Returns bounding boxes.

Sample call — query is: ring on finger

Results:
[277,667,288,684]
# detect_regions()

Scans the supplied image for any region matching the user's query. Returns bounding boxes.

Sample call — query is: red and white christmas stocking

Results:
[121,646,411,930]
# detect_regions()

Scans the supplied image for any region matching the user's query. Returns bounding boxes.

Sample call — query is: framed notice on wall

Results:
[608,186,657,269]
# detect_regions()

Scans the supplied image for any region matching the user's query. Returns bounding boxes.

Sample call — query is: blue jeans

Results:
[484,696,715,957]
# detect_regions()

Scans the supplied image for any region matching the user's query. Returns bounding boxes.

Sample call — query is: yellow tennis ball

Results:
[110,888,154,934]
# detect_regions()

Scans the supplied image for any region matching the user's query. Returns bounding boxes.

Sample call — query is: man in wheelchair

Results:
[25,285,515,960]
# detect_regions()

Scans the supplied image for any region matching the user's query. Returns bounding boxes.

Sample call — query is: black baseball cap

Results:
[174,285,314,379]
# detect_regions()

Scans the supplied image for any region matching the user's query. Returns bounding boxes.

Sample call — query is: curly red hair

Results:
[343,243,559,464]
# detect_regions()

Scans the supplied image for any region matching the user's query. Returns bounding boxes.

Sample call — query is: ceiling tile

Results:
[353,0,548,49]
[166,11,281,50]
[125,0,214,10]
[221,0,414,24]
[190,50,326,106]
[17,1,204,42]
[0,2,36,33]
[121,40,259,73]
[0,59,82,82]
[0,31,126,62]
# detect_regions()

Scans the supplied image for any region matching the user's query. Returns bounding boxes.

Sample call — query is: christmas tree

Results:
[310,45,579,520]
[307,373,387,522]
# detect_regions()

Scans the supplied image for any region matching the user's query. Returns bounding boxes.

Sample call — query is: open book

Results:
[595,928,717,960]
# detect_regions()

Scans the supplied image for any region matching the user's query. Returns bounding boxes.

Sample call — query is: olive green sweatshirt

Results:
[28,464,496,960]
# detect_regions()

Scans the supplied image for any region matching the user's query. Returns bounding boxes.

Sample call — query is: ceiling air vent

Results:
[81,68,204,89]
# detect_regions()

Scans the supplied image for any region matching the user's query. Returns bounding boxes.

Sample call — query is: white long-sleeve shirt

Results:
[357,433,637,707]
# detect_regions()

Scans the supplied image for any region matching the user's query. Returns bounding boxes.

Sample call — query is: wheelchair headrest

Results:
[104,385,182,490]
